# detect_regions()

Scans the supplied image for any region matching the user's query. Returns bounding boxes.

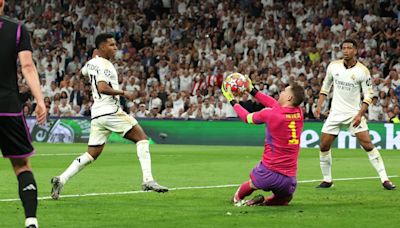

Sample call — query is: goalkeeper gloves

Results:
[221,83,237,105]
[245,74,254,92]
[245,75,259,96]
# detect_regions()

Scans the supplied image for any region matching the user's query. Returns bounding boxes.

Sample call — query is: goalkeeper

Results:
[222,76,305,206]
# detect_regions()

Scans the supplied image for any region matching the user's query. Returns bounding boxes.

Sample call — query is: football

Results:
[223,72,249,96]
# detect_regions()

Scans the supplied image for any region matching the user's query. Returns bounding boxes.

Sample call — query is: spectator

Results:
[369,96,384,121]
[136,103,150,118]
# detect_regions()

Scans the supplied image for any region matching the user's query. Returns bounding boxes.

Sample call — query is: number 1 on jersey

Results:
[288,120,299,145]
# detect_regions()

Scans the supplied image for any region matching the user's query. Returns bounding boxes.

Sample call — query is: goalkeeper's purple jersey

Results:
[234,92,304,177]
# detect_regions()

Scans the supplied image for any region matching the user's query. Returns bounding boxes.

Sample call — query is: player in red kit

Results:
[222,77,305,206]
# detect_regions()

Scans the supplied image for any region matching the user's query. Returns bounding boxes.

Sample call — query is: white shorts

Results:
[321,113,368,136]
[88,110,138,146]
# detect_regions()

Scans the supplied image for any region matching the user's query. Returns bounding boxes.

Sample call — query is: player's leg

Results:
[51,119,107,199]
[232,162,274,206]
[10,158,38,228]
[124,124,168,192]
[317,132,337,188]
[1,115,39,227]
[232,179,257,206]
[355,130,396,190]
[50,146,99,200]
[247,172,297,206]
[264,194,293,206]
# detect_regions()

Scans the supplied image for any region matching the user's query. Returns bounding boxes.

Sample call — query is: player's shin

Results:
[319,150,332,182]
[367,148,389,183]
[136,140,154,182]
[59,152,94,184]
[233,180,255,202]
[17,171,38,219]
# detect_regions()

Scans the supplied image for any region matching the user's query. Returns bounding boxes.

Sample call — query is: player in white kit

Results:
[50,34,168,200]
[315,39,395,190]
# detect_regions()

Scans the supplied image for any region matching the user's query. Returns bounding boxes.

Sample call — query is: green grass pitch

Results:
[0,143,399,227]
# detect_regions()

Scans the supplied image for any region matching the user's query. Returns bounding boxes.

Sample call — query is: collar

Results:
[343,60,357,69]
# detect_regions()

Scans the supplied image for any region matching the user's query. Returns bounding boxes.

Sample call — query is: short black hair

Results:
[290,82,305,107]
[95,33,114,49]
[341,38,357,48]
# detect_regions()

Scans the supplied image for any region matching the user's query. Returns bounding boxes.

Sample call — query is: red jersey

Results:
[234,92,304,177]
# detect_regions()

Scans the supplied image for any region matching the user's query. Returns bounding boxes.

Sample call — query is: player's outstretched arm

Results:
[245,75,278,107]
[234,104,269,124]
[97,81,134,100]
[222,83,267,124]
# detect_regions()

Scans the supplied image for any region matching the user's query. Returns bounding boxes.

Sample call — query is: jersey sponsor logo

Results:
[22,184,37,191]
[334,79,355,91]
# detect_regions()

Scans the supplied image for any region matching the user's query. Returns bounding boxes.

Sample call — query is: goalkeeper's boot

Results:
[316,181,333,188]
[50,176,64,200]
[382,180,396,190]
[232,192,246,207]
[245,194,265,206]
[142,181,168,193]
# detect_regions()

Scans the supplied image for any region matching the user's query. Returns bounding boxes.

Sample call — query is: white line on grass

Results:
[34,153,81,156]
[0,175,397,202]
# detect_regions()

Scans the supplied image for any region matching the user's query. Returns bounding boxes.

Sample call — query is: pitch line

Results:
[0,175,397,202]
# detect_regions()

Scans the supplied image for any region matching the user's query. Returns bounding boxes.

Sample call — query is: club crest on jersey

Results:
[351,74,355,81]
[335,73,339,77]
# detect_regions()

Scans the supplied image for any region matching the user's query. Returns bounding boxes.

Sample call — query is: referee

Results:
[0,1,47,228]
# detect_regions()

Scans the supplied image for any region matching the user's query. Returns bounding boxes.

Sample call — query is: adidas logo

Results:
[23,184,37,191]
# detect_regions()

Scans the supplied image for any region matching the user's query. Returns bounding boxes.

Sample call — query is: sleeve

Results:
[85,59,109,83]
[96,61,111,83]
[360,68,373,105]
[254,91,279,108]
[81,64,88,77]
[320,63,333,95]
[233,104,271,124]
[17,24,33,52]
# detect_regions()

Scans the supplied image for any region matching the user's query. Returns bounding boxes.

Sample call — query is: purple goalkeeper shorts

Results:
[250,162,297,197]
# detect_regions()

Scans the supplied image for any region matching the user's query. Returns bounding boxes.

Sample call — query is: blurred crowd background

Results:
[5,0,400,122]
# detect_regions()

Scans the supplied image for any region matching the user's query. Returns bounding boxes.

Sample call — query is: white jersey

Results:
[81,56,120,119]
[320,60,373,115]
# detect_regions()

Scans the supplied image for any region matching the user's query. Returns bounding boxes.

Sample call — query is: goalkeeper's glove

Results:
[221,83,237,105]
[245,74,258,96]
[244,74,254,92]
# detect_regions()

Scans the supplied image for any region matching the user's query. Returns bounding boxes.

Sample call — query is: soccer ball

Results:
[223,72,249,96]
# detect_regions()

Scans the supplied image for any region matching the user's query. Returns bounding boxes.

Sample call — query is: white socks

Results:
[367,148,389,183]
[26,217,38,228]
[320,150,332,182]
[136,140,154,182]
[59,152,94,184]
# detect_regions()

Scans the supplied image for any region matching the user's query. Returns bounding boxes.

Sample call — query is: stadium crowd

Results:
[5,0,400,122]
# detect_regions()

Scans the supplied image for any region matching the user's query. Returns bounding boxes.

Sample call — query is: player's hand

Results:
[244,74,254,92]
[314,106,321,119]
[352,114,362,127]
[122,91,134,100]
[221,83,234,102]
[35,101,47,125]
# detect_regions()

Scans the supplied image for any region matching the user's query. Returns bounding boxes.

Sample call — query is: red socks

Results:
[234,180,255,201]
